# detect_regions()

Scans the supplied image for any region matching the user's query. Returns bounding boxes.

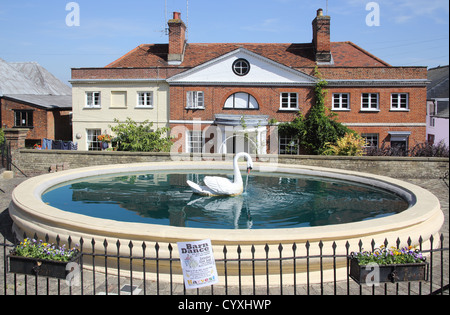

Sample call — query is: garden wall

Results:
[10,149,449,179]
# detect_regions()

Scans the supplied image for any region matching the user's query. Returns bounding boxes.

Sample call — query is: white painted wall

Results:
[71,80,169,151]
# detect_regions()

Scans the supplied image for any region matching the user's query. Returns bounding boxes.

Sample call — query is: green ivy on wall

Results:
[279,68,353,155]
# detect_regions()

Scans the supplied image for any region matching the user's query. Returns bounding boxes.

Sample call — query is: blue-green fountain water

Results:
[42,171,408,230]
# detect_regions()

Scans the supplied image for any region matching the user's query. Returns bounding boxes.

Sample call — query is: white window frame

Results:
[85,92,101,108]
[137,92,154,108]
[224,93,259,109]
[332,93,350,111]
[430,117,435,127]
[362,133,379,148]
[186,91,205,109]
[186,130,204,153]
[280,93,299,110]
[361,93,379,111]
[391,93,409,111]
[279,135,299,155]
[86,129,102,151]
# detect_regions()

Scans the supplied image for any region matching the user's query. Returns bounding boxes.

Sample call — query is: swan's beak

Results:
[247,166,252,174]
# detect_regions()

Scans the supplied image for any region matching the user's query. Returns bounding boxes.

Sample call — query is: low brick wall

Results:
[11,149,449,179]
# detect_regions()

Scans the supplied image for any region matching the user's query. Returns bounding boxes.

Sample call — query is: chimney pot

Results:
[317,8,323,17]
[173,12,181,20]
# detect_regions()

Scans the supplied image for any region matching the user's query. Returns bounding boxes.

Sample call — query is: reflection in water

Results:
[42,172,409,230]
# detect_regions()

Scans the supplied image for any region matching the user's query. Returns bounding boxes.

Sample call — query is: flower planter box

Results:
[8,252,82,280]
[349,257,428,284]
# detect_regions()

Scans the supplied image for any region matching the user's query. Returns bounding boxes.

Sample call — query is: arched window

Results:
[224,93,259,109]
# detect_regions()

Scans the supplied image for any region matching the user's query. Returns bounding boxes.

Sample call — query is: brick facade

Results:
[168,82,427,153]
[0,97,72,147]
[168,85,313,123]
[71,8,428,154]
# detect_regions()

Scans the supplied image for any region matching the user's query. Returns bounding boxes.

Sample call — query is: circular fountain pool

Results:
[9,161,444,284]
[41,171,409,230]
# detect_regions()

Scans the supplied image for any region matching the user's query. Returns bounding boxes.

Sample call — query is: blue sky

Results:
[0,0,448,85]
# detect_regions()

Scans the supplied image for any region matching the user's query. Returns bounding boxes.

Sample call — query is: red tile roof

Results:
[105,41,390,69]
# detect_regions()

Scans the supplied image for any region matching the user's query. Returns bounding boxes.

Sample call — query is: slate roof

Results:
[105,41,390,69]
[427,65,449,119]
[1,94,72,110]
[9,62,72,95]
[427,65,449,99]
[0,58,48,95]
[0,58,71,110]
[0,58,71,96]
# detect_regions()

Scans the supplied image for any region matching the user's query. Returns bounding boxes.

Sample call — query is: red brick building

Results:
[71,9,428,154]
[1,95,72,147]
[0,59,72,148]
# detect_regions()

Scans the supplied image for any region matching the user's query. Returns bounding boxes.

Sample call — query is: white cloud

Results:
[391,0,449,24]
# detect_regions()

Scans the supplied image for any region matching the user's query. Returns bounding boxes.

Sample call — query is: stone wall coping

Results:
[17,149,450,163]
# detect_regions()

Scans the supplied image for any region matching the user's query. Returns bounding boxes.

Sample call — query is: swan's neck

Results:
[233,157,242,184]
[233,152,250,184]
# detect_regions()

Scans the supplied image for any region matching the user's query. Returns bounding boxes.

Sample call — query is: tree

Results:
[110,118,172,152]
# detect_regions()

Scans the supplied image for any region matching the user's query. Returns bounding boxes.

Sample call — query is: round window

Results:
[232,59,251,76]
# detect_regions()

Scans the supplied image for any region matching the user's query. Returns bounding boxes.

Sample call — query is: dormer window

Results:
[232,59,250,76]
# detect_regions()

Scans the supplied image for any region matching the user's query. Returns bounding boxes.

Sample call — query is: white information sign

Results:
[177,239,219,289]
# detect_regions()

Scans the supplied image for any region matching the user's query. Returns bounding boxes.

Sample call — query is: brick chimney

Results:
[312,8,332,63]
[168,12,186,65]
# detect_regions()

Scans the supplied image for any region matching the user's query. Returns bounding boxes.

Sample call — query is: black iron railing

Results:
[1,232,448,296]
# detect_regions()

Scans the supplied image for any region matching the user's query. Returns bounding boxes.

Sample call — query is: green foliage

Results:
[278,69,353,155]
[110,118,173,152]
[0,129,5,146]
[323,133,367,156]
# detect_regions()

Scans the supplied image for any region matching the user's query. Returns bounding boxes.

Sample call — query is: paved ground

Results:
[1,172,448,295]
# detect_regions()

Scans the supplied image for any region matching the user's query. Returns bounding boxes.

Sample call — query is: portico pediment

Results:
[167,48,317,86]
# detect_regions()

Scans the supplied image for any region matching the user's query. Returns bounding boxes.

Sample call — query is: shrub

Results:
[365,141,449,157]
[0,129,5,146]
[410,141,449,157]
[110,118,173,152]
[324,133,367,156]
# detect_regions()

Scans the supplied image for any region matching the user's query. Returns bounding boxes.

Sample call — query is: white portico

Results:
[214,114,269,154]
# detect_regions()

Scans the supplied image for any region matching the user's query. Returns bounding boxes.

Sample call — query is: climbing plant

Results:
[278,68,353,155]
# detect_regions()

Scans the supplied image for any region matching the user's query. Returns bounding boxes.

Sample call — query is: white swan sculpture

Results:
[187,152,254,196]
